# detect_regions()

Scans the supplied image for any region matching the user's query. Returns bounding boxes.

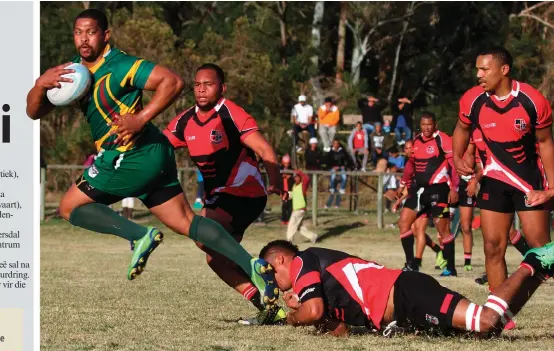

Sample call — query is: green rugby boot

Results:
[127,227,163,280]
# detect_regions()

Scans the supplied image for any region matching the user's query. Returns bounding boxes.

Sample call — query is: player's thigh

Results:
[393,271,464,333]
[398,206,418,232]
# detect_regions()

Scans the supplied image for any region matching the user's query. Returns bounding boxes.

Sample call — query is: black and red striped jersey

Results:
[290,247,401,330]
[164,98,267,198]
[459,80,552,193]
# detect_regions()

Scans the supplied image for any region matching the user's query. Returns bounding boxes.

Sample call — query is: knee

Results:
[461,222,472,236]
[483,239,506,260]
[478,307,502,334]
[58,201,75,221]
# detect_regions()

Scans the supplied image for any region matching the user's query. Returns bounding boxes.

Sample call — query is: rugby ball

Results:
[46,63,92,106]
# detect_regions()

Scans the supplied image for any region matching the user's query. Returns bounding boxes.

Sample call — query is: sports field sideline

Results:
[41,211,554,351]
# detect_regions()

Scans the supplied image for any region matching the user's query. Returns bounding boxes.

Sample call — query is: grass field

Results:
[41,210,554,351]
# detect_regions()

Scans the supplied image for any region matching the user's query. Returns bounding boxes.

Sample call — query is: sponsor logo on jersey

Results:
[514,118,527,132]
[210,129,223,144]
[88,165,99,178]
[482,122,496,129]
[299,287,316,300]
[426,146,435,154]
[186,136,196,141]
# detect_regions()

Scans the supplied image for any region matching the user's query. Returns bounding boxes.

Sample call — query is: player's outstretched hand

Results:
[453,156,474,177]
[283,291,300,310]
[109,113,147,146]
[37,62,75,89]
[525,190,553,207]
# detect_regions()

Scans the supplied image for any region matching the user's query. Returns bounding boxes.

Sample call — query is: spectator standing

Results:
[317,97,340,152]
[291,95,315,151]
[286,170,318,243]
[347,122,369,171]
[391,97,414,145]
[358,96,382,135]
[305,138,322,171]
[281,154,294,224]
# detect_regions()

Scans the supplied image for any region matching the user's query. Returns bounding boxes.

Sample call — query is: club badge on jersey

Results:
[514,118,527,132]
[210,129,223,144]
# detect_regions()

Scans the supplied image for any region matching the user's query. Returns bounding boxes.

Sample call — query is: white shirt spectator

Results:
[291,103,314,124]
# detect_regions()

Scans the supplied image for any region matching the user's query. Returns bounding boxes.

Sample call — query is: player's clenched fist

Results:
[283,291,300,310]
[37,62,75,90]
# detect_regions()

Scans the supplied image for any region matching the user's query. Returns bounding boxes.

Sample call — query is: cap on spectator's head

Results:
[298,95,307,102]
[282,154,291,163]
[309,137,318,144]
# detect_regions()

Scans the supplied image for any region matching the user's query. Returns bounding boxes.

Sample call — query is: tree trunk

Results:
[311,1,325,107]
[336,2,347,85]
[277,1,287,65]
[387,3,414,102]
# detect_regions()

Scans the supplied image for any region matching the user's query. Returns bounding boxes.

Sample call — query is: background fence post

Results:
[377,173,384,229]
[312,173,318,227]
[40,167,46,221]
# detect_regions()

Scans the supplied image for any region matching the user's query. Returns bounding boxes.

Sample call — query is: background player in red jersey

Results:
[453,47,554,289]
[396,112,459,275]
[260,240,554,338]
[164,63,288,325]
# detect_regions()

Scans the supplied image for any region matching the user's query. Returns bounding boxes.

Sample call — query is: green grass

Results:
[41,211,554,351]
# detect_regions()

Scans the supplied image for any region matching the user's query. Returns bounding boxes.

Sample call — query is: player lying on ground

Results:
[260,240,554,337]
[163,63,288,324]
[26,8,278,308]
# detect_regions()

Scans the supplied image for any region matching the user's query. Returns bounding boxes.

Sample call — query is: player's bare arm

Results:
[243,131,286,199]
[526,127,554,206]
[452,120,473,176]
[110,65,184,145]
[26,62,76,120]
[285,297,325,327]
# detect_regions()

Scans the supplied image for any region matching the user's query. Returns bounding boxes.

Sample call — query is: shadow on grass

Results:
[317,222,366,242]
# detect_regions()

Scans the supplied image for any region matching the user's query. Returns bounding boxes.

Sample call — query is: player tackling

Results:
[261,240,554,337]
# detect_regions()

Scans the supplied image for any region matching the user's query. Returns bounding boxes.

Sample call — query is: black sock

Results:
[425,233,441,253]
[414,257,422,267]
[511,230,531,256]
[400,231,415,263]
[464,252,472,266]
[249,290,264,311]
[443,235,455,271]
[69,203,148,242]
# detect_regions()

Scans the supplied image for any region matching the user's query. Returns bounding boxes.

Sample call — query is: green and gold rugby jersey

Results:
[72,44,166,153]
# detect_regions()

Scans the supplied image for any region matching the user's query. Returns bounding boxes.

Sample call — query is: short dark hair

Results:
[259,240,299,259]
[324,96,333,103]
[420,111,436,122]
[478,46,513,69]
[388,146,399,154]
[356,121,362,126]
[196,63,225,85]
[75,9,108,31]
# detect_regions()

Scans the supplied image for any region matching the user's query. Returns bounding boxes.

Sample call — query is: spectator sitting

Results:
[370,122,388,166]
[281,154,294,225]
[383,164,400,212]
[387,146,406,170]
[358,95,382,135]
[305,137,322,170]
[391,97,414,146]
[347,122,369,171]
[317,96,340,152]
[291,95,315,152]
